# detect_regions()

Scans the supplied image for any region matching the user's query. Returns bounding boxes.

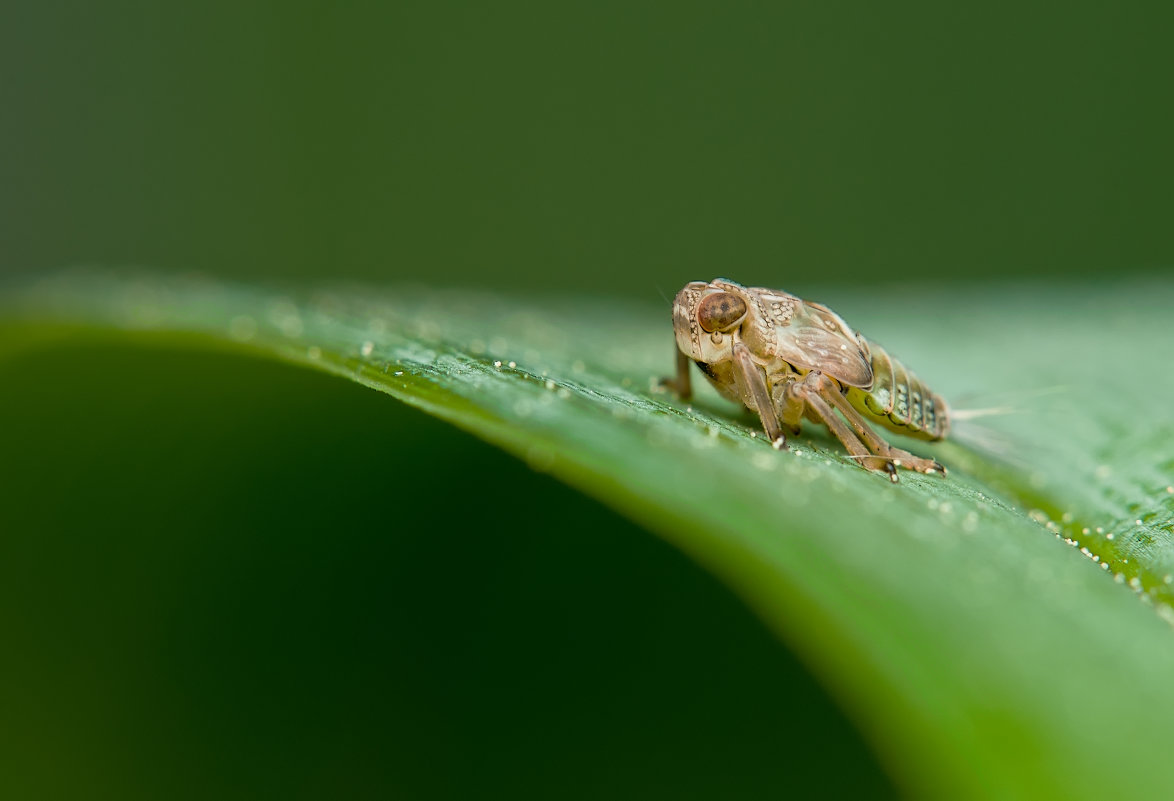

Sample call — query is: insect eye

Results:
[697,292,747,333]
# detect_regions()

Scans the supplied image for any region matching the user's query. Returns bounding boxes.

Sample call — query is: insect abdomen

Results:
[848,341,949,441]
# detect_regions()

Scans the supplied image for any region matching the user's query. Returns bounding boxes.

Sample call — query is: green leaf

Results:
[4,271,1174,800]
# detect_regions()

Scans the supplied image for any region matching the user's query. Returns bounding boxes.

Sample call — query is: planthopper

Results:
[663,278,949,482]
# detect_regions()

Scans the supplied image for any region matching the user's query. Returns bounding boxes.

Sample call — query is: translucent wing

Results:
[764,293,874,388]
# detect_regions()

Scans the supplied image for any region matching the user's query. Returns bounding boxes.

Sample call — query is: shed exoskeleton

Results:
[665,278,949,482]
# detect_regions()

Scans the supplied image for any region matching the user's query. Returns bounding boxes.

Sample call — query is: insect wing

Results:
[773,298,874,388]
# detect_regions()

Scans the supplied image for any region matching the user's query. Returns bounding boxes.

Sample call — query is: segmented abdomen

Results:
[849,341,949,441]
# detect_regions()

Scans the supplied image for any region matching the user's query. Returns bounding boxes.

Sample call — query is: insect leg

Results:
[658,346,693,400]
[770,374,804,435]
[789,372,889,476]
[732,341,786,449]
[815,380,946,477]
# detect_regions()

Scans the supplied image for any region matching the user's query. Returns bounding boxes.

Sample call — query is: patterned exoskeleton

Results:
[665,278,949,482]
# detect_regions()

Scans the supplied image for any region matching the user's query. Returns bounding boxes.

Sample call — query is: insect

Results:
[664,278,949,482]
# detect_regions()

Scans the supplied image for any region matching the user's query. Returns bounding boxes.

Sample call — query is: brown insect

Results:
[664,279,949,482]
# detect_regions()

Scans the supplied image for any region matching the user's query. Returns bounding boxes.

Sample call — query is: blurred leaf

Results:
[4,272,1174,800]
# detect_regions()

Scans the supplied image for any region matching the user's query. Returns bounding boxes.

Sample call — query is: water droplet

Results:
[544,379,556,390]
[393,371,404,376]
[493,360,502,368]
[228,315,257,342]
[508,360,517,369]
[281,317,303,338]
[752,452,777,471]
[1106,532,1115,540]
[360,341,375,357]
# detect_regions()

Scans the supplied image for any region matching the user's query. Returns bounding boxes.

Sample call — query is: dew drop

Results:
[752,452,777,471]
[360,340,375,357]
[228,315,257,342]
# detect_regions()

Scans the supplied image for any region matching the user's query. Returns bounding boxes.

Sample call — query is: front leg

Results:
[658,345,693,400]
[732,341,786,449]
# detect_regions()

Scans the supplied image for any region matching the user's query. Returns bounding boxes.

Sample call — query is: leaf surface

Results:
[4,272,1174,799]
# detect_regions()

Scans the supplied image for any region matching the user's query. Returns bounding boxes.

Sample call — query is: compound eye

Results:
[697,292,747,333]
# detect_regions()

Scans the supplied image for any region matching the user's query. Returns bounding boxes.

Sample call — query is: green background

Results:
[2,3,1172,798]
[3,2,1172,293]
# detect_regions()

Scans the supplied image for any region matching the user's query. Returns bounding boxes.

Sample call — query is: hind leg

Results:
[809,375,946,478]
[784,372,891,476]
